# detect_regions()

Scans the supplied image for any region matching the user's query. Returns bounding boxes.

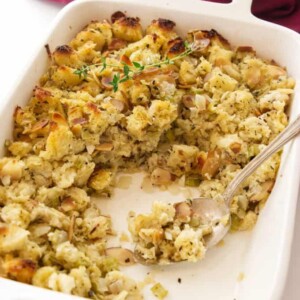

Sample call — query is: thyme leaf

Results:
[73,65,90,79]
[132,61,144,70]
[110,74,120,92]
[100,57,107,72]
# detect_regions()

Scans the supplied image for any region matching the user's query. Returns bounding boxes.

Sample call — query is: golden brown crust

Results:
[0,225,8,236]
[86,102,100,114]
[52,112,68,126]
[235,46,256,60]
[155,18,176,31]
[189,29,230,50]
[166,37,185,58]
[33,87,52,101]
[116,16,141,28]
[4,258,37,283]
[111,13,143,42]
[111,11,126,23]
[236,46,255,53]
[108,38,127,50]
[13,106,24,121]
[203,29,229,46]
[54,45,74,55]
[120,54,133,66]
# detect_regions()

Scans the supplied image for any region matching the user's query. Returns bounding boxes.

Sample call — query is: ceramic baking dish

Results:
[0,0,300,299]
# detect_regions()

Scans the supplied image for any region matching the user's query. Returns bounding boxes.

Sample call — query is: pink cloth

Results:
[48,0,300,32]
[50,0,71,3]
[252,0,300,31]
[204,0,300,32]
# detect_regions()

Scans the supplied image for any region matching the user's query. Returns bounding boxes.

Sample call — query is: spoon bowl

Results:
[190,197,230,248]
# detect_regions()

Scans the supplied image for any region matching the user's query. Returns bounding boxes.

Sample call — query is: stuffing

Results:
[72,154,95,186]
[232,211,258,231]
[165,37,186,58]
[122,34,165,57]
[196,57,213,76]
[208,45,234,66]
[179,61,197,85]
[55,241,90,269]
[48,272,76,294]
[82,215,112,239]
[259,90,291,112]
[5,181,36,203]
[0,11,294,300]
[25,155,53,187]
[129,201,208,264]
[238,117,271,143]
[35,186,64,207]
[53,45,81,68]
[129,83,151,105]
[216,90,257,119]
[8,141,32,157]
[111,12,143,42]
[240,57,265,89]
[52,162,77,189]
[0,158,25,184]
[151,201,176,226]
[148,100,178,129]
[104,270,141,298]
[18,240,42,261]
[204,67,238,93]
[88,169,114,192]
[0,223,29,253]
[174,227,206,262]
[167,145,199,175]
[126,106,150,140]
[146,18,177,40]
[70,21,112,51]
[31,204,70,230]
[260,110,288,136]
[40,126,73,161]
[65,187,90,212]
[83,102,110,134]
[32,266,57,288]
[51,66,84,87]
[69,266,92,297]
[2,257,37,283]
[1,203,31,228]
[48,229,68,247]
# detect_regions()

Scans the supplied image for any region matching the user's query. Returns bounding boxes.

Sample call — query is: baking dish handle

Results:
[228,0,256,20]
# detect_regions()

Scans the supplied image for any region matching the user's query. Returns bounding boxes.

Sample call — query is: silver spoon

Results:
[135,114,300,264]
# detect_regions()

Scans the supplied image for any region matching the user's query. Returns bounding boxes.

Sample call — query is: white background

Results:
[0,0,299,299]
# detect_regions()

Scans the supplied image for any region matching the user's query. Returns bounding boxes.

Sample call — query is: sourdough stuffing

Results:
[0,11,295,299]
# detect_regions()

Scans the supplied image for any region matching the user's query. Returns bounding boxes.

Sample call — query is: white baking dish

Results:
[1,0,300,299]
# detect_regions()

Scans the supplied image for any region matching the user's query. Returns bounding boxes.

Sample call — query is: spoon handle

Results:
[223,114,300,205]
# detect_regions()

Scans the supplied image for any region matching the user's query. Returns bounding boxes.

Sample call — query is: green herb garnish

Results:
[73,41,200,91]
[73,65,90,79]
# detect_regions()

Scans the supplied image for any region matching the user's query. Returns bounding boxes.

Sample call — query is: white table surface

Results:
[0,0,299,299]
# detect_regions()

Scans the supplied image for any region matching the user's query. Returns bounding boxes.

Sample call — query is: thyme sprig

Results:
[73,65,90,79]
[73,41,200,92]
